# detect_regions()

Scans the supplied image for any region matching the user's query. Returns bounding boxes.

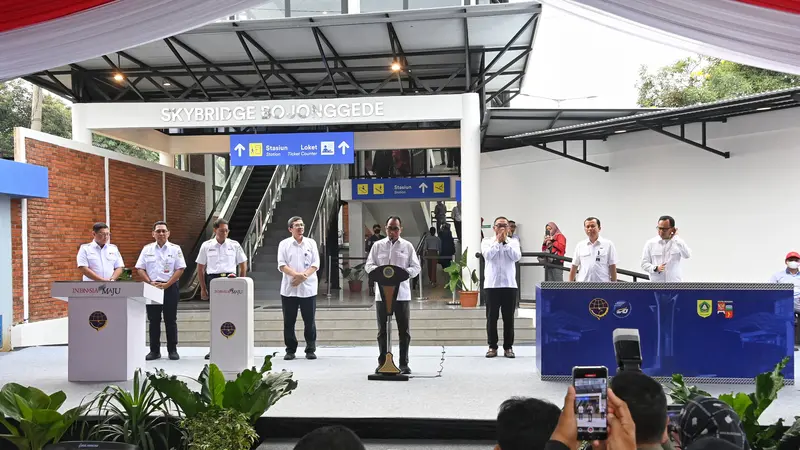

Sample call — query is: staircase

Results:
[228,166,276,243]
[248,165,331,300]
[159,308,536,347]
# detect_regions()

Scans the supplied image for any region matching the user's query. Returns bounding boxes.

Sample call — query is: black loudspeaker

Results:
[45,443,138,450]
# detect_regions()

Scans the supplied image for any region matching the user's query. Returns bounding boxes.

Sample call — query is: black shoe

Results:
[146,352,161,361]
[168,351,180,361]
[284,353,296,360]
[204,353,210,360]
[305,352,317,360]
[400,365,411,375]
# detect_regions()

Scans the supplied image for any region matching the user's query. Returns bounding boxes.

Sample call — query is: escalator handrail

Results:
[307,165,341,270]
[178,165,254,299]
[241,165,299,269]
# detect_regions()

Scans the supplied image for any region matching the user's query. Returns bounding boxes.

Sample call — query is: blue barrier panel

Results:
[536,282,795,381]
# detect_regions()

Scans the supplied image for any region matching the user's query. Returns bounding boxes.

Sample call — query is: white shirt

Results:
[277,236,320,298]
[77,241,124,281]
[135,241,187,282]
[481,236,522,289]
[195,238,247,274]
[451,206,461,222]
[641,236,692,282]
[572,237,618,282]
[365,237,421,302]
[769,269,800,312]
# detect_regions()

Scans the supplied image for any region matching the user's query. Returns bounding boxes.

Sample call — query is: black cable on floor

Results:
[408,345,446,379]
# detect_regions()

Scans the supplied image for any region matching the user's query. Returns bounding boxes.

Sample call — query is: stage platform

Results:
[1,345,798,426]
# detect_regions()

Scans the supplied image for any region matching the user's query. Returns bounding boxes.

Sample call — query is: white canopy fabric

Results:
[0,0,267,81]
[539,0,800,75]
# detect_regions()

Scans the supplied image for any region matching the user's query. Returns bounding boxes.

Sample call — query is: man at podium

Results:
[77,222,124,281]
[365,216,420,374]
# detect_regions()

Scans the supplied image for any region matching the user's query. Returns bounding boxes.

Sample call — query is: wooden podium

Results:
[368,265,410,381]
[51,282,163,382]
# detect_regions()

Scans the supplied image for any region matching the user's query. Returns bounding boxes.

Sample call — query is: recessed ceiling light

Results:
[756,107,771,111]
[614,130,627,134]
[391,62,402,72]
[113,73,124,82]
[163,81,172,86]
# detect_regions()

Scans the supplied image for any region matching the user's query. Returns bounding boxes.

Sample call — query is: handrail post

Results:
[326,253,332,298]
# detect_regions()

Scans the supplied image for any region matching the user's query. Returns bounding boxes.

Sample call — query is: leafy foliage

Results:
[0,383,85,450]
[718,357,789,450]
[444,247,479,292]
[637,56,800,108]
[182,409,257,450]
[83,369,179,450]
[340,262,367,281]
[0,79,159,162]
[663,373,711,404]
[148,354,298,424]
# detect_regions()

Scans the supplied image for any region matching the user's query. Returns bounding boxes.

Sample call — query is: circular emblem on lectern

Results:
[89,311,108,331]
[588,298,609,320]
[382,266,395,279]
[220,321,236,339]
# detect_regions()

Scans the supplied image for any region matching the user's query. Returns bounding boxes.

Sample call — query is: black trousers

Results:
[486,288,517,350]
[147,283,179,353]
[376,301,411,366]
[281,296,317,354]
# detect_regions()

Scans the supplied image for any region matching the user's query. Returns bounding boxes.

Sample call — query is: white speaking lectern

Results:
[51,282,163,382]
[210,277,254,376]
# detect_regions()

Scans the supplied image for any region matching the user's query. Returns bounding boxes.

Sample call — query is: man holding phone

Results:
[641,215,692,282]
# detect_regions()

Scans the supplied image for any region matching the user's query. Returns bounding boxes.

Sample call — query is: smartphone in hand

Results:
[573,366,609,441]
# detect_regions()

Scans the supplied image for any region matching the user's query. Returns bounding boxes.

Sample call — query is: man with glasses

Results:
[482,217,522,358]
[77,222,124,282]
[136,221,186,361]
[640,215,692,282]
[277,216,320,361]
[365,216,421,374]
[196,218,248,359]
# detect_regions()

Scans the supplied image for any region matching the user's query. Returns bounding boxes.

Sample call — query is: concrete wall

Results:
[479,108,800,298]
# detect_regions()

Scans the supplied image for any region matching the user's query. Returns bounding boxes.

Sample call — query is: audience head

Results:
[657,215,676,240]
[508,220,517,234]
[679,397,750,450]
[583,217,601,241]
[288,216,305,238]
[293,425,365,450]
[429,226,436,235]
[373,224,381,235]
[213,218,230,241]
[495,397,561,450]
[609,370,668,446]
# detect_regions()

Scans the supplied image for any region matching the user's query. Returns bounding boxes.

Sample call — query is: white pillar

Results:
[204,155,214,216]
[159,152,173,167]
[347,0,360,14]
[460,93,481,278]
[348,202,364,261]
[70,104,92,144]
[0,196,12,351]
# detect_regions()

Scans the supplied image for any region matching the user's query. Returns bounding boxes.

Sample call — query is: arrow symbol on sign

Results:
[234,143,245,157]
[338,141,350,154]
[419,182,428,193]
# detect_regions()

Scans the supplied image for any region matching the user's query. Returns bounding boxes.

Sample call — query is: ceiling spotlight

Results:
[163,81,172,87]
[391,62,402,72]
[614,130,627,134]
[756,107,771,111]
[113,73,124,82]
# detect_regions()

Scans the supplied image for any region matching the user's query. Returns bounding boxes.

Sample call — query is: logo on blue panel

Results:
[612,301,631,319]
[588,298,609,320]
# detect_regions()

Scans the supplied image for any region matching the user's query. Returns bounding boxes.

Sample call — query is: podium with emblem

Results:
[368,265,410,381]
[51,282,163,382]
[209,277,254,377]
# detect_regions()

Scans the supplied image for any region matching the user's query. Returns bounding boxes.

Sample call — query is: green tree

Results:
[0,79,159,162]
[637,56,800,108]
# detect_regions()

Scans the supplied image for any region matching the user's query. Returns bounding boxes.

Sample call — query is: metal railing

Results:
[242,165,300,270]
[308,164,342,273]
[179,164,254,299]
[476,251,651,305]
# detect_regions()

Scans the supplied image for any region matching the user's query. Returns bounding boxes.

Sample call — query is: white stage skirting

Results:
[0,346,798,424]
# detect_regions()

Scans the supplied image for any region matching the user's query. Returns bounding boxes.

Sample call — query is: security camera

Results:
[613,328,643,373]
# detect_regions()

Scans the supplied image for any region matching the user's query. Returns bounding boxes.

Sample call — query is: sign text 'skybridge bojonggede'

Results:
[160,101,385,123]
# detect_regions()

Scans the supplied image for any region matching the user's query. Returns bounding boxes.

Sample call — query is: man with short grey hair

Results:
[278,216,320,360]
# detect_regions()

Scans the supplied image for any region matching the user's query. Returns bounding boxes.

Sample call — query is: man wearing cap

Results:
[769,251,800,350]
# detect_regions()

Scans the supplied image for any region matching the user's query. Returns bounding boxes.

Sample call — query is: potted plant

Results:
[149,354,297,450]
[340,262,367,292]
[444,247,480,307]
[0,384,85,450]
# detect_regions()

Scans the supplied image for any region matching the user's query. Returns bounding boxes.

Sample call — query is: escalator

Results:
[227,166,276,243]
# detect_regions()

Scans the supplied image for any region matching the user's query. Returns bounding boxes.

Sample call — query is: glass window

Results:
[408,0,462,9]
[241,0,287,19]
[291,0,342,17]
[361,0,404,13]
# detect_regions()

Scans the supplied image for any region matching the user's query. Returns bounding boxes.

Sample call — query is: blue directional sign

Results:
[352,177,451,200]
[230,132,354,166]
[456,180,461,202]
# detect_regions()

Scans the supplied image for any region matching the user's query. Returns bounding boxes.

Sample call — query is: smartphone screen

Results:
[573,366,609,441]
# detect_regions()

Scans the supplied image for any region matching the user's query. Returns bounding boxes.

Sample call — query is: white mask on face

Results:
[788,261,800,270]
